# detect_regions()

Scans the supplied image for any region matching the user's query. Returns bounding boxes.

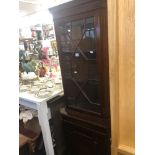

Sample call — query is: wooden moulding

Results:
[49,0,107,20]
[60,107,110,136]
[118,144,135,155]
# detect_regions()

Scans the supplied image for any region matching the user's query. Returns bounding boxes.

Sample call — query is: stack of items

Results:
[19,134,30,155]
[19,105,41,154]
[19,105,38,123]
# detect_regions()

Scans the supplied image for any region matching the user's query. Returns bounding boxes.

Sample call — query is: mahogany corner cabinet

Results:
[49,0,111,155]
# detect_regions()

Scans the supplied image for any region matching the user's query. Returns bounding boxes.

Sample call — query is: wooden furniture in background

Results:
[49,0,111,155]
[19,134,30,155]
[19,90,63,155]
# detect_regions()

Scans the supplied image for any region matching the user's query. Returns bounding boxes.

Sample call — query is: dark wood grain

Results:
[61,108,111,155]
[49,0,111,154]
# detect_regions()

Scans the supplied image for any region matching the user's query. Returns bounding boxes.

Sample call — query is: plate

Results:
[36,89,52,98]
[19,85,30,92]
[29,86,40,94]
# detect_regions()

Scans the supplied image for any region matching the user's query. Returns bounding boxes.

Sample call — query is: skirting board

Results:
[118,145,135,155]
[111,145,135,155]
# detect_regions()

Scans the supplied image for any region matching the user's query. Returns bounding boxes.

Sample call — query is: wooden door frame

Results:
[107,0,135,155]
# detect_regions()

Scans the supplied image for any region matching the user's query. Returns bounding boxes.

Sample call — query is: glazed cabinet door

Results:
[55,14,102,114]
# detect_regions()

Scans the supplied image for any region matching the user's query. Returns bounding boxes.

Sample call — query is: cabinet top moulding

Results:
[49,0,107,20]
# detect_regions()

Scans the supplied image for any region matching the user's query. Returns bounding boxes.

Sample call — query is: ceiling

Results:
[19,0,44,16]
[19,0,72,17]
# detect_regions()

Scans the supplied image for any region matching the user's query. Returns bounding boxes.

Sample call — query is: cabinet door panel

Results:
[63,120,110,155]
[67,131,97,155]
[55,15,102,113]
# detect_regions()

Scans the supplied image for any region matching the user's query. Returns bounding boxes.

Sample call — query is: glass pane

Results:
[71,19,84,41]
[59,25,65,34]
[85,17,94,29]
[78,17,96,60]
[66,22,71,37]
[57,16,101,113]
[61,47,70,53]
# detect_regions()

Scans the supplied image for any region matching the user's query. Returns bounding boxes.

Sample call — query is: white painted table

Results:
[19,89,63,155]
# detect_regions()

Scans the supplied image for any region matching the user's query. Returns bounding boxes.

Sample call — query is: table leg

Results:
[37,102,55,155]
